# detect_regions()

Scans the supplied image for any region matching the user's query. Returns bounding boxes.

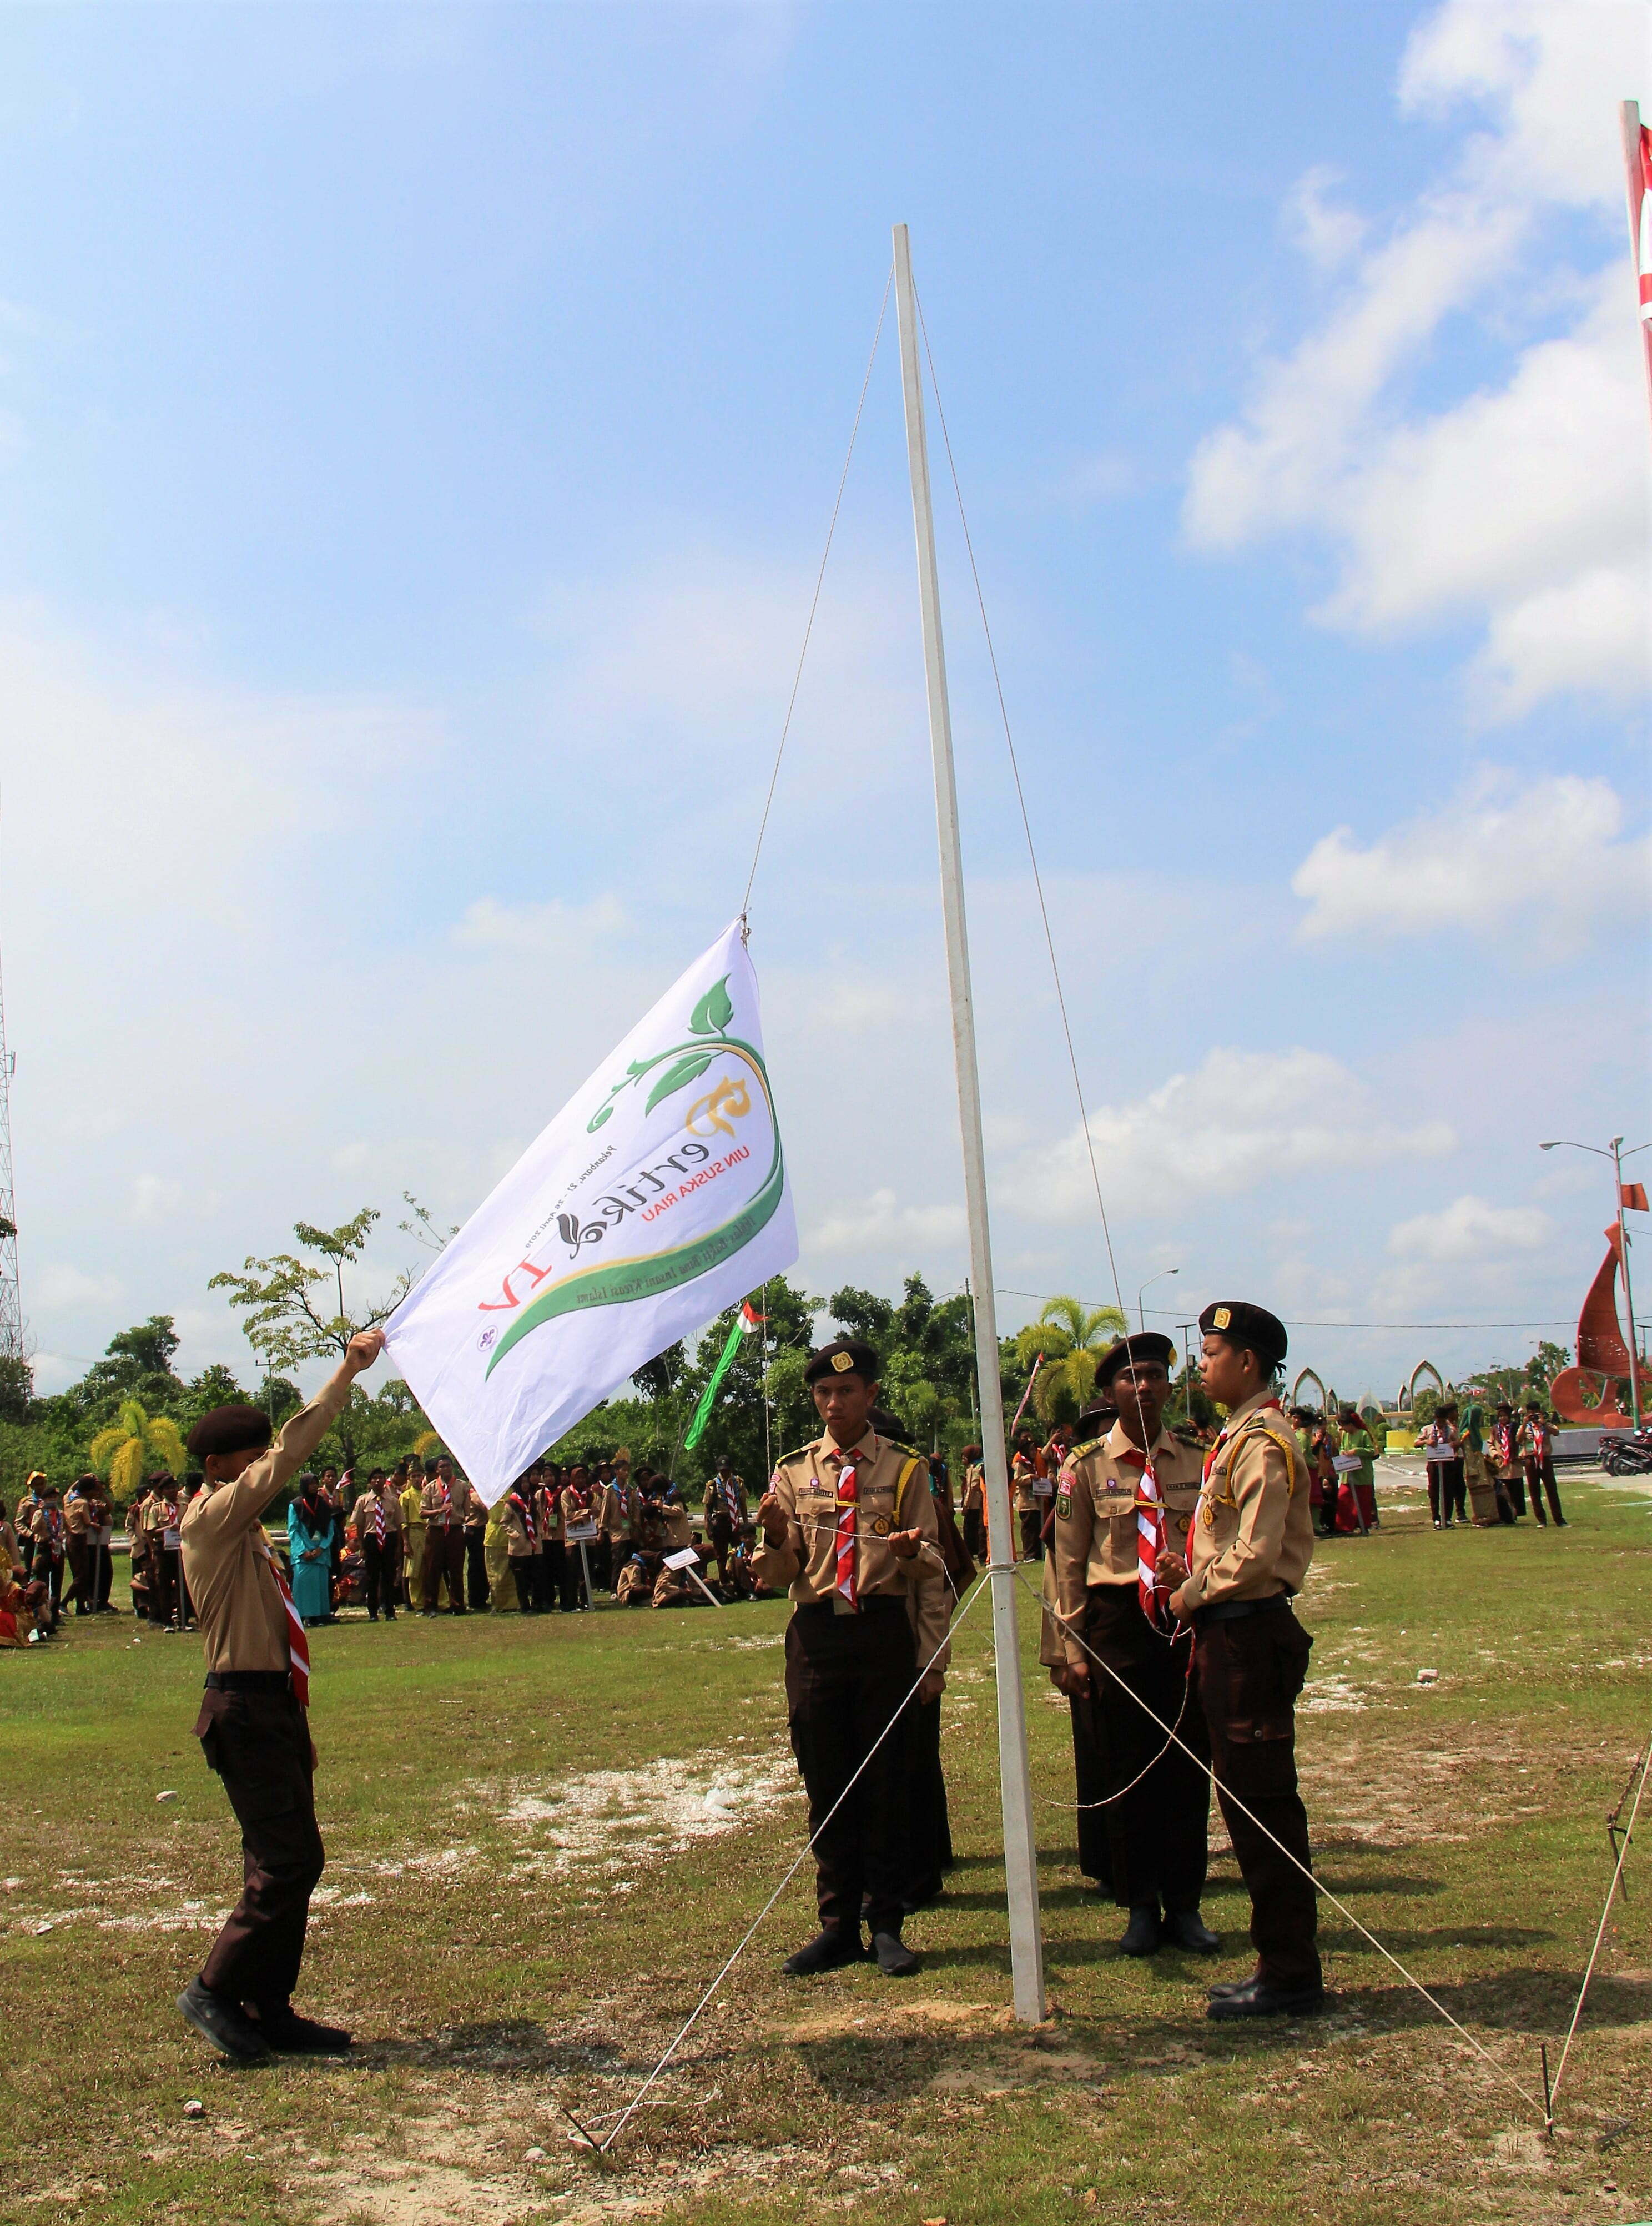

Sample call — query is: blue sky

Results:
[2,0,1647,1406]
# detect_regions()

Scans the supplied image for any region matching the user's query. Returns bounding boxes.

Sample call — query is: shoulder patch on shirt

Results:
[1056,1486,1074,1521]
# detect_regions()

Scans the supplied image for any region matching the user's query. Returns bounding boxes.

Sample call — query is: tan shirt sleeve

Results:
[750,1466,803,1591]
[1181,1420,1303,1611]
[908,1552,951,1686]
[1051,1455,1096,1669]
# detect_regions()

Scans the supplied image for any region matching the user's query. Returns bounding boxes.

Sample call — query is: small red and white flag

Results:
[740,1300,766,1334]
[1623,101,1652,423]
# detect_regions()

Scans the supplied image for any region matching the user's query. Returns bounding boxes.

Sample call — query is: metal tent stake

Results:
[893,221,1046,2026]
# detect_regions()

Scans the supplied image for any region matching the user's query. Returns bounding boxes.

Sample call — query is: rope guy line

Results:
[592,1566,992,2155]
[1547,1722,1652,2118]
[1018,1564,1548,2121]
[910,282,1126,1322]
[739,262,893,921]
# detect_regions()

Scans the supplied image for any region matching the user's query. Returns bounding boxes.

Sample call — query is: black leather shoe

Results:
[177,1977,271,2063]
[1119,1904,1161,1957]
[1163,1908,1221,1954]
[1206,1976,1326,2021]
[872,1929,920,1977]
[253,2003,352,2053]
[782,1928,864,1976]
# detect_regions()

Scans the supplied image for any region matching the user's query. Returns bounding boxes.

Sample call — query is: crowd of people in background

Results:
[0,1388,1575,1648]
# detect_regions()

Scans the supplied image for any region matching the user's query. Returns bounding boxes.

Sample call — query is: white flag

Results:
[384,920,796,1503]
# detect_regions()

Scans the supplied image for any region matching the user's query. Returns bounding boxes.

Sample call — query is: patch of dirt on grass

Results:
[1298,1674,1369,1715]
[458,1747,795,1880]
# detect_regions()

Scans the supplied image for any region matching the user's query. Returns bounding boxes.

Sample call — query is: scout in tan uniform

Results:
[754,1339,942,1977]
[63,1475,98,1616]
[498,1473,541,1612]
[419,1458,464,1615]
[176,1328,385,2063]
[1052,1335,1216,1957]
[355,1470,403,1622]
[1159,1301,1322,2020]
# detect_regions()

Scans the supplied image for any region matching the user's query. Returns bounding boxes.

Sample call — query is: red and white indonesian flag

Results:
[1625,101,1652,415]
[385,921,797,1504]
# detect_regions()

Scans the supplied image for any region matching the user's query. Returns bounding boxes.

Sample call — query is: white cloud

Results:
[452,893,627,954]
[808,1188,967,1257]
[1292,768,1650,958]
[1388,1192,1552,1262]
[1003,1047,1455,1221]
[1283,166,1368,270]
[34,1263,124,1312]
[130,1174,183,1225]
[1183,0,1652,716]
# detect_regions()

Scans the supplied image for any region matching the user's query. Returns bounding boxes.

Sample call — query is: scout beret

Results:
[1198,1300,1287,1369]
[868,1406,909,1441]
[185,1404,274,1458]
[1076,1400,1119,1434]
[803,1337,881,1385]
[1094,1331,1176,1388]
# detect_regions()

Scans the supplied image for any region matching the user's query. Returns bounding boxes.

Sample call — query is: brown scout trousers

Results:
[1078,1583,1211,1912]
[785,1597,915,1937]
[1190,1599,1321,1991]
[422,1522,464,1609]
[194,1682,325,2009]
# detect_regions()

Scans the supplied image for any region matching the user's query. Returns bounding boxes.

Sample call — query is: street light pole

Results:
[1540,1135,1650,1430]
[1178,1320,1198,1421]
[1136,1266,1179,1335]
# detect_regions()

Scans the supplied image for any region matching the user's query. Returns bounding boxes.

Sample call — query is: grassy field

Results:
[4,1463,1651,2226]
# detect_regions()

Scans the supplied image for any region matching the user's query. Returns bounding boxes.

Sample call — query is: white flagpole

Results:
[892,222,1046,2025]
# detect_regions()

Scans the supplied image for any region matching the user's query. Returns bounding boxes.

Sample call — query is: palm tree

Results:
[1013,1295,1128,1428]
[89,1398,189,1505]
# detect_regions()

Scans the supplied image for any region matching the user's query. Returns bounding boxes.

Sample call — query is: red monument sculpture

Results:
[1549,1220,1644,1426]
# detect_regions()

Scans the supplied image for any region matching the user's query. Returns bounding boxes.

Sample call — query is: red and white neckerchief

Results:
[509,1489,537,1544]
[832,1445,863,1609]
[1112,1441,1173,1629]
[370,1495,387,1544]
[258,1539,311,1706]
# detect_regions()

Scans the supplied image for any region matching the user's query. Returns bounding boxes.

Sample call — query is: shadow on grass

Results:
[1321,1922,1551,1953]
[350,2019,631,2074]
[792,2031,949,2101]
[1336,1966,1652,2036]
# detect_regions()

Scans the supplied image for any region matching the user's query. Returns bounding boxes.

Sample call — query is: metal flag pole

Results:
[892,221,1046,2025]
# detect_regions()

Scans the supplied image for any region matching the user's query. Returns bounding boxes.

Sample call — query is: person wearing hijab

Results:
[286,1475,336,1626]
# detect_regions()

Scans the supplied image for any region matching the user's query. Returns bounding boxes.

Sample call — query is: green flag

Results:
[683,1300,763,1454]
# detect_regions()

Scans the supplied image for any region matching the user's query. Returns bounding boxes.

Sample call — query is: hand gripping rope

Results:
[585,1569,993,2157]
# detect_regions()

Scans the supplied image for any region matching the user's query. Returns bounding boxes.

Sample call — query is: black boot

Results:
[1162,1907,1220,1954]
[252,2001,352,2053]
[1119,1904,1161,1957]
[177,1977,271,2063]
[1206,1974,1326,2021]
[782,1928,864,1976]
[872,1929,920,1977]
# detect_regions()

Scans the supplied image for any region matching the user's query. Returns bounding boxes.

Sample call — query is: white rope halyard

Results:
[1545,1724,1652,2123]
[1016,1564,1550,2122]
[590,1568,994,2156]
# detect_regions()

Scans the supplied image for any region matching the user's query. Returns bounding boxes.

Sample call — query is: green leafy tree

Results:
[1012,1295,1129,1430]
[60,1316,187,1428]
[210,1209,411,1469]
[0,1354,32,1424]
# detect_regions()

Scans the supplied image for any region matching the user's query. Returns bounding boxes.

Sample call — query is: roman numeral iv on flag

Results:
[384,921,797,1504]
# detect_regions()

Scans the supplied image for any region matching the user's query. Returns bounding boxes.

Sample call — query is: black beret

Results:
[1076,1400,1118,1435]
[868,1406,909,1441]
[803,1338,881,1385]
[1094,1331,1176,1388]
[1198,1301,1288,1369]
[185,1404,274,1459]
